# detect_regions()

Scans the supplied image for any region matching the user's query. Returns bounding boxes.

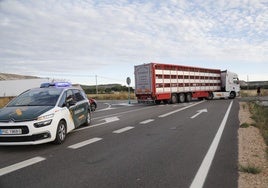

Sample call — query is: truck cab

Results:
[220,70,240,99]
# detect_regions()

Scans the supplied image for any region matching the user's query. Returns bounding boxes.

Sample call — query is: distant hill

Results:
[0,73,39,80]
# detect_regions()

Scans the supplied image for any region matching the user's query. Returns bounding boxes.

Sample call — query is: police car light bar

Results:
[40,82,72,88]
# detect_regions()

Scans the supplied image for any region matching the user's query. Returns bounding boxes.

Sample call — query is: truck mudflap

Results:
[136,94,155,104]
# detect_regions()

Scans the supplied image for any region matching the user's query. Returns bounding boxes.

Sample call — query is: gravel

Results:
[238,102,268,188]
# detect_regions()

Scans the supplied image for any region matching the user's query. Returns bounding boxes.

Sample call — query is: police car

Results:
[0,82,91,145]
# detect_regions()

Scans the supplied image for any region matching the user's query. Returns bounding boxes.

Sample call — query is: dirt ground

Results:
[238,102,268,188]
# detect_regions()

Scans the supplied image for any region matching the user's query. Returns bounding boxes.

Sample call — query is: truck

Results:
[134,62,240,104]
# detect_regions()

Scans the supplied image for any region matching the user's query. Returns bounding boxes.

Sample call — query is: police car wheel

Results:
[54,120,67,144]
[85,110,92,126]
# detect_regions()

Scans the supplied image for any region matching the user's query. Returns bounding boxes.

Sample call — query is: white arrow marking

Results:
[191,109,208,119]
[73,116,120,132]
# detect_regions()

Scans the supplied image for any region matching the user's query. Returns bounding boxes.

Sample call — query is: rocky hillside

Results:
[0,73,39,80]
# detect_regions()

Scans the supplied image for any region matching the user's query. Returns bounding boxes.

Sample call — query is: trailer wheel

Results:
[155,100,161,104]
[170,94,178,104]
[178,93,185,103]
[186,93,192,102]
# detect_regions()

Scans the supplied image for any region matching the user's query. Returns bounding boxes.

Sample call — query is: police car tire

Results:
[54,120,67,144]
[85,110,92,126]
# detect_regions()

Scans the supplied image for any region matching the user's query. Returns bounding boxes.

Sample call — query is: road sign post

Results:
[126,77,131,104]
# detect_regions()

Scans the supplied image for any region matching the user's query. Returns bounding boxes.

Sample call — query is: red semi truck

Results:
[134,62,240,104]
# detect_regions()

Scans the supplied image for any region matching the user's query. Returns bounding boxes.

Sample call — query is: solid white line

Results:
[113,126,134,134]
[190,101,233,188]
[68,137,103,149]
[140,119,154,124]
[0,156,46,176]
[158,101,205,118]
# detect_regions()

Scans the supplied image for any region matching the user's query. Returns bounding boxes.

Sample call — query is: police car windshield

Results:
[7,88,63,107]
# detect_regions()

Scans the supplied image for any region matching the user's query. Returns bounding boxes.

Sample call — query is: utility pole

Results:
[95,75,98,95]
[247,75,249,90]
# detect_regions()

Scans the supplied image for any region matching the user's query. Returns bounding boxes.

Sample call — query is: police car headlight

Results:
[34,114,54,128]
[38,114,54,121]
[34,119,52,128]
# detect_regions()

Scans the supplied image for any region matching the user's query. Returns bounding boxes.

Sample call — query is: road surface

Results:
[0,99,239,188]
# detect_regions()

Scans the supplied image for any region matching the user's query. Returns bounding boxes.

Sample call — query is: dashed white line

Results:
[0,156,46,177]
[68,137,103,149]
[190,101,233,188]
[140,119,154,124]
[113,126,134,134]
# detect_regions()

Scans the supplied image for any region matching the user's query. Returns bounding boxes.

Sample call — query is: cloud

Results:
[0,0,267,83]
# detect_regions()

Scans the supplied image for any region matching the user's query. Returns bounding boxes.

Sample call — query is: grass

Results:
[0,97,14,108]
[87,92,136,100]
[0,92,136,108]
[239,164,262,174]
[240,123,250,128]
[240,89,268,97]
[248,102,268,147]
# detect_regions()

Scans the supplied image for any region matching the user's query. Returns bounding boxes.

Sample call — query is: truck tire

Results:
[186,93,192,102]
[229,91,236,99]
[155,100,161,104]
[171,94,178,104]
[178,93,185,103]
[206,92,213,100]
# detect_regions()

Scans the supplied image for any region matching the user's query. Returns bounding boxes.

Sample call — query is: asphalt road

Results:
[0,99,239,188]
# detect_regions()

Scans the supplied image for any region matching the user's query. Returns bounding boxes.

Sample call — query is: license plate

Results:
[0,129,22,135]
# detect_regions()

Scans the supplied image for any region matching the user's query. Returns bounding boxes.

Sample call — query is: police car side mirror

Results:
[65,98,76,108]
[68,100,76,106]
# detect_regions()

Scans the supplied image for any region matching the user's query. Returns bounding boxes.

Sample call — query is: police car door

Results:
[72,89,88,127]
[65,89,79,128]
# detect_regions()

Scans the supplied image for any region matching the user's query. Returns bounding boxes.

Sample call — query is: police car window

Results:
[66,90,74,103]
[73,89,84,102]
[58,91,67,107]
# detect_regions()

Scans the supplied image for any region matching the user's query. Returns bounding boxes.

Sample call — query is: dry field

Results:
[240,89,268,97]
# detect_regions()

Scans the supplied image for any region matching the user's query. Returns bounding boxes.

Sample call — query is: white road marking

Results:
[0,156,46,177]
[73,116,120,132]
[68,137,103,149]
[190,101,233,188]
[190,108,208,119]
[158,101,205,118]
[113,126,134,134]
[140,119,154,124]
[97,107,116,112]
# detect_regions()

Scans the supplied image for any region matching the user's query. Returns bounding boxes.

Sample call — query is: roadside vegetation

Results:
[241,89,268,159]
[239,164,262,174]
[248,102,268,149]
[0,97,13,108]
[87,92,135,100]
[240,89,268,97]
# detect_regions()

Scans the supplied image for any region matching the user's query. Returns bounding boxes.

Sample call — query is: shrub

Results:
[239,164,262,174]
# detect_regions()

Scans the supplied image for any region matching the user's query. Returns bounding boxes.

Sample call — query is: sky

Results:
[0,0,267,87]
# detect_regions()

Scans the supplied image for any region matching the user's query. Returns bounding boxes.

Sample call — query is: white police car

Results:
[0,82,91,145]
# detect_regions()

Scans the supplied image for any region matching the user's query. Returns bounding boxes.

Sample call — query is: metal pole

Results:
[95,75,98,95]
[128,85,130,104]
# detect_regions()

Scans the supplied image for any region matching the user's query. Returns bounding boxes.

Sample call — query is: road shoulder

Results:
[238,102,268,188]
